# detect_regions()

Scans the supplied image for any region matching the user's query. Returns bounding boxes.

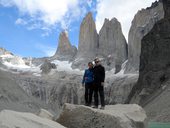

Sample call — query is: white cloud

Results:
[15,18,27,25]
[96,0,157,40]
[35,43,56,57]
[0,0,90,34]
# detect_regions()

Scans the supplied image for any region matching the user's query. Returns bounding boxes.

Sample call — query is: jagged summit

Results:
[125,1,164,73]
[77,11,98,57]
[98,17,127,72]
[53,31,77,61]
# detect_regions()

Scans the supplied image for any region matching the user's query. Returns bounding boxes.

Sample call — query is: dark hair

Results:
[88,62,93,65]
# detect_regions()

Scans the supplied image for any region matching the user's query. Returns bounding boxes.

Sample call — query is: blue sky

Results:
[0,0,155,57]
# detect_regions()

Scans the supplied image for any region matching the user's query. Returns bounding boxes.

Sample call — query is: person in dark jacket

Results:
[82,62,94,106]
[93,58,105,109]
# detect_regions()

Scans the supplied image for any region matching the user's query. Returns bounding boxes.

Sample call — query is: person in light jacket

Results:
[82,62,94,106]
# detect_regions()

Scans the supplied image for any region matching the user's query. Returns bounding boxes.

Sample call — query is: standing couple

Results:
[82,58,105,109]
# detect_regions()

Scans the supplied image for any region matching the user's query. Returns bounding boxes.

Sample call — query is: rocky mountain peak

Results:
[98,17,127,72]
[125,1,164,73]
[0,47,13,56]
[82,12,93,23]
[77,11,98,56]
[127,0,170,105]
[56,31,72,54]
[72,12,98,69]
[53,31,77,61]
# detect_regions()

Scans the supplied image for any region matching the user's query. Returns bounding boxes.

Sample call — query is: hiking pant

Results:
[94,83,105,107]
[85,82,93,105]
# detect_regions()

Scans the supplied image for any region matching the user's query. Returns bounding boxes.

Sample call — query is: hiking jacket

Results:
[82,68,94,84]
[93,65,105,84]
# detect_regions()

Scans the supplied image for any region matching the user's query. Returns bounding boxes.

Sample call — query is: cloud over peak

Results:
[0,0,90,35]
[95,0,156,39]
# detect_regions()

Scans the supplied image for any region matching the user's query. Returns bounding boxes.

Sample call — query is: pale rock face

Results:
[57,103,147,128]
[127,0,170,106]
[0,110,66,128]
[77,12,98,57]
[125,1,164,73]
[37,109,54,120]
[72,12,98,69]
[54,31,77,61]
[98,18,128,72]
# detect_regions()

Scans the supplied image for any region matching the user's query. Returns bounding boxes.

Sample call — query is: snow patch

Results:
[52,60,83,74]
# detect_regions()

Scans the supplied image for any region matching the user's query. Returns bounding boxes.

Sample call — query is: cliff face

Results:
[54,31,77,61]
[98,18,127,72]
[128,0,170,106]
[125,1,164,73]
[73,13,128,71]
[72,12,98,69]
[77,12,98,58]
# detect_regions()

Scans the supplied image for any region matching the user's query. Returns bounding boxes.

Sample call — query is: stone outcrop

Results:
[37,109,54,120]
[105,73,138,104]
[77,12,98,58]
[125,1,164,73]
[57,103,147,128]
[54,31,77,61]
[0,70,49,113]
[0,110,66,128]
[72,12,98,69]
[98,18,128,72]
[40,60,56,74]
[0,47,13,55]
[127,0,170,105]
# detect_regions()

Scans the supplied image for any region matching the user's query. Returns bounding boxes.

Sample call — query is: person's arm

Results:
[101,66,105,83]
[82,70,86,84]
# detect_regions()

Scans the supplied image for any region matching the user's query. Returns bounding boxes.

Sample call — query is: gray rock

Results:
[127,0,170,106]
[40,60,56,74]
[125,1,164,73]
[53,31,77,61]
[0,70,49,113]
[72,12,98,69]
[37,109,54,120]
[98,18,128,72]
[105,74,138,104]
[0,110,66,128]
[57,103,147,128]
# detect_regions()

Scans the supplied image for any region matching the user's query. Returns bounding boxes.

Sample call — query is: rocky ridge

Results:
[125,1,164,73]
[127,0,170,122]
[57,103,147,128]
[53,31,77,61]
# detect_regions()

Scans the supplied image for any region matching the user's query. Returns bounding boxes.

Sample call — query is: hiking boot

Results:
[100,106,105,110]
[92,106,98,109]
[85,103,89,106]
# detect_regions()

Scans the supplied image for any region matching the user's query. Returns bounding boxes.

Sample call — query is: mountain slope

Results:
[0,69,49,113]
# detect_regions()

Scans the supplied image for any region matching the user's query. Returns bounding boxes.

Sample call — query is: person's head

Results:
[88,62,93,69]
[94,58,101,66]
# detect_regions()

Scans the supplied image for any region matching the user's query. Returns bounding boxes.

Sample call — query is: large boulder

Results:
[57,103,147,128]
[98,18,128,72]
[127,0,170,105]
[40,60,56,74]
[125,1,164,73]
[105,73,138,104]
[53,31,77,61]
[37,109,54,120]
[0,110,66,128]
[72,12,98,69]
[0,70,48,113]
